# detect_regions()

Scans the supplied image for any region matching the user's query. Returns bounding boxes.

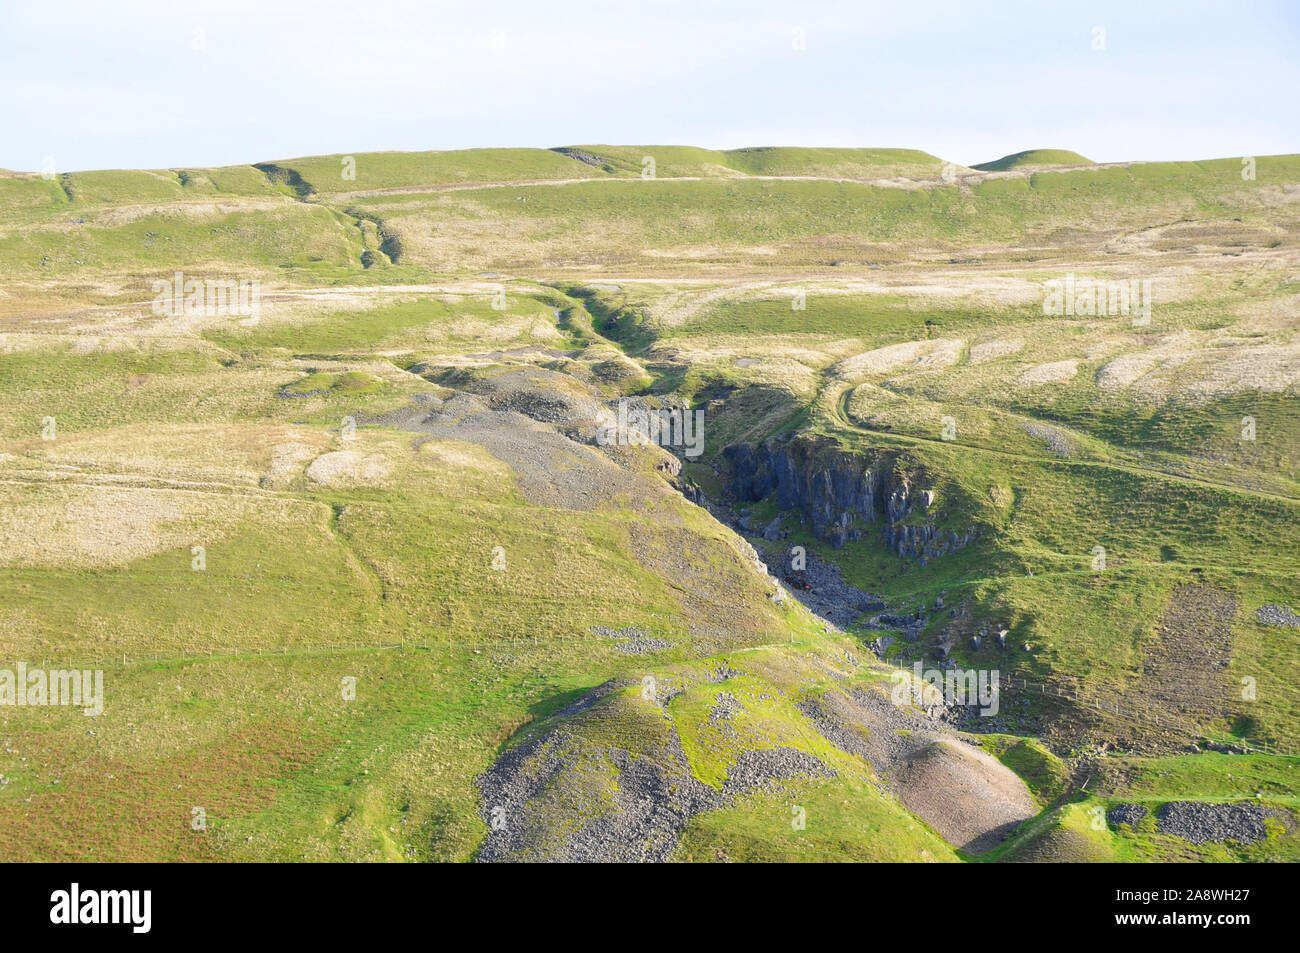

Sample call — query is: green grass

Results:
[675,777,959,862]
[559,145,946,180]
[0,401,820,860]
[208,298,458,355]
[0,203,363,282]
[721,146,945,178]
[334,154,1300,271]
[205,292,570,358]
[4,143,1300,862]
[13,151,1294,285]
[978,735,1069,804]
[971,149,1093,171]
[0,346,232,441]
[672,294,1041,341]
[714,383,1300,749]
[281,371,386,397]
[267,148,607,193]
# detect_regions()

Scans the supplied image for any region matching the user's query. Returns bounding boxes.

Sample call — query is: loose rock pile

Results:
[1256,604,1300,627]
[1155,801,1278,845]
[591,625,672,656]
[1106,803,1148,828]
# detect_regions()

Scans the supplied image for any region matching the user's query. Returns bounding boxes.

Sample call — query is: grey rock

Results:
[1155,801,1283,845]
[719,747,834,797]
[726,435,973,558]
[1107,803,1148,828]
[590,626,672,656]
[1256,604,1300,627]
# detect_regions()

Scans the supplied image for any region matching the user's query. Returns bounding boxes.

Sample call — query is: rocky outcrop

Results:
[725,434,975,559]
[884,522,977,563]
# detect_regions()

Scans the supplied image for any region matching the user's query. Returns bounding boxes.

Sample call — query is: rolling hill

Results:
[971,148,1094,171]
[1,145,1297,863]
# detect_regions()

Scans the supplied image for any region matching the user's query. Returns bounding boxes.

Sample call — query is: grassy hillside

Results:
[336,154,1300,271]
[264,148,607,194]
[1,145,1297,863]
[972,149,1093,171]
[554,145,946,180]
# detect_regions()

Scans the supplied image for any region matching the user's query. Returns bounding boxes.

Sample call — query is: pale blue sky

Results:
[2,0,1296,172]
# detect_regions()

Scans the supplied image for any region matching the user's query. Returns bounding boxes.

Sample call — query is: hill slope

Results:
[971,148,1093,171]
[1,145,1298,863]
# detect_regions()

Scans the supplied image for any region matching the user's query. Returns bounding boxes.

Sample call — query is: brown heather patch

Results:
[0,719,325,862]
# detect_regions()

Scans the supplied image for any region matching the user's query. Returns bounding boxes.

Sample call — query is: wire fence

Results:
[13,643,1298,758]
[998,673,1298,757]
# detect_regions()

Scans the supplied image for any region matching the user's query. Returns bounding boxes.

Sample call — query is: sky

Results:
[1,0,1297,172]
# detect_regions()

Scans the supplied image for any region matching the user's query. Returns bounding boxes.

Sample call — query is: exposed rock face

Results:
[885,523,977,564]
[725,434,976,558]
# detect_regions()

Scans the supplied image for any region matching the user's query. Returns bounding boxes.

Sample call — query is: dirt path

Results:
[828,379,1300,506]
